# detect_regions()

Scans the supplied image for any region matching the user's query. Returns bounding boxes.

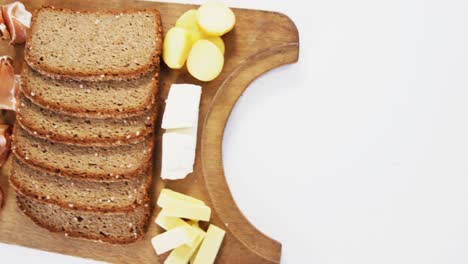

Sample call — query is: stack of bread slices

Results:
[10,7,162,244]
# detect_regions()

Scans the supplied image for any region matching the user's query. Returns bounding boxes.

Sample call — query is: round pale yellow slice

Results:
[163,27,192,69]
[205,36,225,54]
[187,40,224,82]
[197,1,236,36]
[176,9,206,43]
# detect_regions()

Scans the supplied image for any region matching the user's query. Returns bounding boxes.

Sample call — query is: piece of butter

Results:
[164,226,206,264]
[162,84,202,129]
[157,189,211,221]
[161,84,202,180]
[188,223,204,263]
[158,189,205,205]
[152,226,199,255]
[155,209,189,230]
[192,224,226,264]
[161,199,211,222]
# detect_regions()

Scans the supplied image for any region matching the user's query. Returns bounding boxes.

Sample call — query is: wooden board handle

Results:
[201,14,299,263]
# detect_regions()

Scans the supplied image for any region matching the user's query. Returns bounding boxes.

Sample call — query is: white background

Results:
[2,0,468,263]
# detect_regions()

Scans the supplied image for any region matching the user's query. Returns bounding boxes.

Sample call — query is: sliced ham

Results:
[0,124,11,168]
[0,9,9,40]
[0,186,3,208]
[0,56,17,111]
[1,1,31,45]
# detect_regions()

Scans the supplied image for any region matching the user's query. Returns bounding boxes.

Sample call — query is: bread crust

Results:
[24,7,163,82]
[12,125,155,181]
[20,68,160,119]
[16,191,151,244]
[16,95,158,147]
[10,157,153,213]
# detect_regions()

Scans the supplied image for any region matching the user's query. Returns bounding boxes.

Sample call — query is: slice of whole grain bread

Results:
[17,191,150,244]
[12,125,153,181]
[10,157,152,212]
[16,93,156,146]
[21,67,158,119]
[25,7,162,81]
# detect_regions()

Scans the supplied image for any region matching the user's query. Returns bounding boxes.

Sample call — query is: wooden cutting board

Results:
[0,0,299,263]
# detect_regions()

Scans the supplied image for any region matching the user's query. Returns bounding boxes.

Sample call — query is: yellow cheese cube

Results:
[192,224,226,264]
[152,226,198,255]
[158,189,205,205]
[163,27,192,69]
[197,1,236,36]
[158,189,211,221]
[155,209,189,230]
[164,227,206,264]
[187,40,224,82]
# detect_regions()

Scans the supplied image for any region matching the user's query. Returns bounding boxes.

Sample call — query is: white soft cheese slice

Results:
[161,132,196,180]
[161,84,202,180]
[162,84,202,129]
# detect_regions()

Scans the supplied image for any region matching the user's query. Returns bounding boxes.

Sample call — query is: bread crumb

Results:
[128,222,133,227]
[68,203,74,208]
[95,19,100,24]
[30,92,35,96]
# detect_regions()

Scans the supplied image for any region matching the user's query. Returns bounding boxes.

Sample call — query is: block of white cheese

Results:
[162,84,202,129]
[152,226,199,255]
[192,224,226,264]
[161,84,202,180]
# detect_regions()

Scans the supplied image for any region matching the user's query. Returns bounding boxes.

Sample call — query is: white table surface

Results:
[3,0,468,263]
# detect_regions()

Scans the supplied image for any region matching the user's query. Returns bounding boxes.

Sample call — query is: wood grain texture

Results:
[0,0,299,263]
